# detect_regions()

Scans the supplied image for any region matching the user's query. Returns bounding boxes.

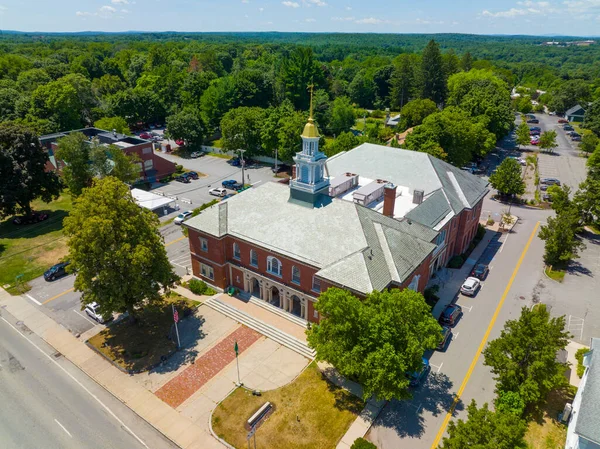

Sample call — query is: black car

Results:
[174,175,190,183]
[437,326,452,351]
[12,212,49,225]
[470,263,489,280]
[526,119,539,124]
[439,304,462,327]
[186,171,199,180]
[44,261,70,281]
[228,157,241,167]
[232,182,244,191]
[572,135,582,141]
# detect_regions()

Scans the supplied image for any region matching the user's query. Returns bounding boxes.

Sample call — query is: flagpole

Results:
[172,304,181,348]
[235,340,241,386]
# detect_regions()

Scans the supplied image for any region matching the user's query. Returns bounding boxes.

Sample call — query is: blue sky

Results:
[1,0,599,36]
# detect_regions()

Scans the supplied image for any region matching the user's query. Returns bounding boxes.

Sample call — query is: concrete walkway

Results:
[0,289,223,449]
[566,340,588,388]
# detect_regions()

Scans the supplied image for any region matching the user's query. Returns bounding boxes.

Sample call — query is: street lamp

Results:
[238,149,246,187]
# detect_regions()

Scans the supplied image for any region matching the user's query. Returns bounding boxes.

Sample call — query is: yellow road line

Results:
[429,221,540,448]
[165,236,186,247]
[43,288,75,305]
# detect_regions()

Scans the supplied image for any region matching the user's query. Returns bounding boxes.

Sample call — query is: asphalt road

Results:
[0,307,178,449]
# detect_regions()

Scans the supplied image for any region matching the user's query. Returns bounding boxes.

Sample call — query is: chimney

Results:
[383,183,397,217]
[412,189,424,205]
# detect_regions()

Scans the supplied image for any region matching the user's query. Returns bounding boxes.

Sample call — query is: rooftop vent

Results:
[413,189,424,205]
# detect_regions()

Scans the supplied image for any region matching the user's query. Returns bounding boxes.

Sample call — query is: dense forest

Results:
[1,32,599,166]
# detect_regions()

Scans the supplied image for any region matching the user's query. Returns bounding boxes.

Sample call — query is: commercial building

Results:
[184,102,488,323]
[40,127,176,183]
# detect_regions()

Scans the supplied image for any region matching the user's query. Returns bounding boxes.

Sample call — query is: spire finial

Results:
[308,83,314,122]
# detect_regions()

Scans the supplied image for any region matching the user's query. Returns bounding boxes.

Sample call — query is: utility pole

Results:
[274,148,278,172]
[239,149,247,187]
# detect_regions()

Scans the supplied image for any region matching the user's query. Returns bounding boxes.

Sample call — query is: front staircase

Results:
[204,297,316,360]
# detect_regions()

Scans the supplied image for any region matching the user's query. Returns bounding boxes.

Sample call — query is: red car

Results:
[175,139,184,146]
[139,132,152,139]
[558,119,568,124]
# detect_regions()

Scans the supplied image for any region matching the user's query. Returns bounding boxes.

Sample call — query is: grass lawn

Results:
[525,387,576,449]
[0,194,73,294]
[88,292,200,372]
[207,152,233,160]
[212,363,364,449]
[544,266,566,283]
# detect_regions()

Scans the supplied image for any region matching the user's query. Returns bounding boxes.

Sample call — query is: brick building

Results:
[40,128,176,183]
[184,108,488,324]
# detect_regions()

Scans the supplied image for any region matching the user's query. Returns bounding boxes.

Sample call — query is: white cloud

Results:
[282,1,300,7]
[241,0,249,3]
[121,9,129,13]
[415,18,444,24]
[99,5,117,13]
[481,8,528,17]
[0,5,7,10]
[355,17,387,24]
[76,11,92,16]
[111,0,128,4]
[305,0,327,6]
[259,7,264,11]
[76,5,122,18]
[305,17,316,22]
[331,16,355,21]
[345,5,352,10]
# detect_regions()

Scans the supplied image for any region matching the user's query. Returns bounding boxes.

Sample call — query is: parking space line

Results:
[456,304,472,312]
[73,309,96,325]
[453,332,459,341]
[429,362,444,373]
[43,288,75,305]
[25,294,42,306]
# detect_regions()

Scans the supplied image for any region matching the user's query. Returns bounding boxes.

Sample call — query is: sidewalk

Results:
[0,288,223,449]
[431,229,499,319]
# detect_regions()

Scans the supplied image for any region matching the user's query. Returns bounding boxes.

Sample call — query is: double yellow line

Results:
[429,221,540,448]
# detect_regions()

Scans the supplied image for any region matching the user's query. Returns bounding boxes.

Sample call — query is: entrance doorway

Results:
[291,295,302,318]
[251,278,261,298]
[270,287,280,308]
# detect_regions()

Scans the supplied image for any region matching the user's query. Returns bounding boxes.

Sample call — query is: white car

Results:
[460,277,481,297]
[85,302,109,324]
[209,187,227,197]
[174,210,193,225]
[190,152,201,158]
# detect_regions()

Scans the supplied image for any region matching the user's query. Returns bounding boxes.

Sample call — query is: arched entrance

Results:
[270,287,280,308]
[251,278,261,298]
[290,295,302,318]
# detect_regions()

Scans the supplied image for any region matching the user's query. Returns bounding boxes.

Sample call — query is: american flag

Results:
[173,308,179,323]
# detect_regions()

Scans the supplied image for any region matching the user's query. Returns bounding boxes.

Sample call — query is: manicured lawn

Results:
[0,194,73,294]
[212,363,364,449]
[207,152,232,160]
[544,266,566,282]
[88,293,200,372]
[525,387,575,449]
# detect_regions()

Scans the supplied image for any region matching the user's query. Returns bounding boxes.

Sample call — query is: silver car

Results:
[460,277,481,297]
[85,302,109,324]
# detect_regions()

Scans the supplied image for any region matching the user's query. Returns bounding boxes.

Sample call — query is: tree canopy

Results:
[63,177,178,321]
[307,287,441,401]
[489,158,525,197]
[399,99,438,130]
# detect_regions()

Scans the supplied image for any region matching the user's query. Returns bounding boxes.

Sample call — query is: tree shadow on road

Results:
[370,371,459,439]
[566,260,593,277]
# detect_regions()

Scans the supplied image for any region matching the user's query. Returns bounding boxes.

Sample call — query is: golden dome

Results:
[301,118,320,138]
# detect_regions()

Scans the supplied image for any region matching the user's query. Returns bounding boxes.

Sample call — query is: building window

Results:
[291,266,301,284]
[267,256,282,276]
[313,309,319,319]
[142,146,152,154]
[407,275,420,291]
[199,237,208,252]
[312,276,321,293]
[200,263,214,280]
[144,159,153,170]
[436,229,447,247]
[250,249,258,267]
[233,242,240,260]
[472,209,476,220]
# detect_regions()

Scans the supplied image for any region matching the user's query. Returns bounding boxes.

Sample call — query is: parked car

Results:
[209,187,227,197]
[540,177,561,186]
[526,119,539,124]
[461,277,481,296]
[529,126,541,131]
[175,139,184,146]
[558,118,569,124]
[221,193,236,201]
[231,182,244,190]
[530,137,540,145]
[186,171,199,180]
[526,114,536,119]
[84,302,110,324]
[440,304,463,327]
[571,134,582,141]
[228,157,241,166]
[174,210,193,225]
[408,357,430,387]
[190,151,201,158]
[529,130,541,136]
[470,263,489,280]
[174,175,190,183]
[139,132,152,140]
[542,193,552,202]
[563,125,574,131]
[12,212,49,225]
[222,179,237,188]
[44,261,70,281]
[437,326,452,351]
[509,156,526,166]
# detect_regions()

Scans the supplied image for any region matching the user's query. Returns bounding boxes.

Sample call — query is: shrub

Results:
[576,347,589,378]
[187,278,217,296]
[475,223,486,241]
[175,164,184,174]
[448,255,465,269]
[351,438,377,449]
[371,109,385,118]
[495,390,525,417]
[423,285,440,307]
[486,217,495,226]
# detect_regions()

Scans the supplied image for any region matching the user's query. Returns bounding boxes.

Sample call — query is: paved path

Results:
[155,326,261,408]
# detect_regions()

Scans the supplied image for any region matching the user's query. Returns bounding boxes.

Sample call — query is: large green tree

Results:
[91,144,140,185]
[166,107,206,150]
[399,99,438,130]
[440,400,527,449]
[329,96,356,136]
[325,131,359,157]
[447,70,513,138]
[63,177,178,321]
[583,98,600,137]
[515,121,531,149]
[579,132,599,157]
[220,107,266,157]
[0,123,62,218]
[94,116,131,135]
[307,287,441,400]
[539,208,585,266]
[539,130,558,153]
[489,158,525,197]
[390,54,417,110]
[548,79,591,114]
[420,40,446,106]
[588,145,600,179]
[280,47,325,110]
[574,178,600,226]
[56,133,94,197]
[483,305,569,406]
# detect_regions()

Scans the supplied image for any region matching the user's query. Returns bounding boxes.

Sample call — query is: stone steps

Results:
[247,296,309,328]
[204,298,316,360]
